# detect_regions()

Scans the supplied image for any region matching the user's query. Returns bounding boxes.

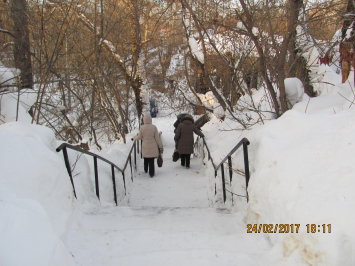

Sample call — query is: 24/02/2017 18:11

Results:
[247,224,332,233]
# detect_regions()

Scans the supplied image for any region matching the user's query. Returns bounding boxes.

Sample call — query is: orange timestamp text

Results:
[247,224,332,233]
[247,224,300,233]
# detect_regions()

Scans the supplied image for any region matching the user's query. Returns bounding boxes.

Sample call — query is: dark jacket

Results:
[173,114,186,133]
[174,115,204,154]
[173,119,180,132]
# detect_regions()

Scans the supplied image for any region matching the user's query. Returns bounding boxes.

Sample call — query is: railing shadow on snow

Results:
[194,136,250,203]
[56,140,141,206]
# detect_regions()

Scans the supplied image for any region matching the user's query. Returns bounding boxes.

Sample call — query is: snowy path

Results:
[128,125,209,208]
[65,205,270,266]
[64,115,272,265]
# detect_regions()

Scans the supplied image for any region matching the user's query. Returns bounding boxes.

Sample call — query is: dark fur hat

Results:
[181,114,194,123]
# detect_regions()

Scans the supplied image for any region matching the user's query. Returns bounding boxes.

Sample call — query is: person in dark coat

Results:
[174,114,204,168]
[173,113,186,133]
[173,113,187,149]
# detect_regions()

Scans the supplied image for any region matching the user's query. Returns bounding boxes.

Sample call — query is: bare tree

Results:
[10,0,33,90]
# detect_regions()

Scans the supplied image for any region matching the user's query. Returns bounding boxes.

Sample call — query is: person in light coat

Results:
[133,113,163,177]
[174,114,204,169]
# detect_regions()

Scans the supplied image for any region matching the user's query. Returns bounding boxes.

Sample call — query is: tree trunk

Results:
[239,0,280,116]
[288,0,316,97]
[181,0,228,112]
[10,0,33,90]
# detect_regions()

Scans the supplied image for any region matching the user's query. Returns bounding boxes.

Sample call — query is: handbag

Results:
[172,149,180,162]
[157,149,163,167]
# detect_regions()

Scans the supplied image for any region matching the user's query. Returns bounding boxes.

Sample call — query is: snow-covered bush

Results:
[284,78,304,108]
[0,64,36,125]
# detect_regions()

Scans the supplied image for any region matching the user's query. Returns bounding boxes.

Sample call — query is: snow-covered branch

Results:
[0,28,16,39]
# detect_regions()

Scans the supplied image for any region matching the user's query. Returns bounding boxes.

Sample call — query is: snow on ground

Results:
[0,122,77,265]
[128,112,209,208]
[1,59,355,265]
[65,205,271,266]
[0,122,140,265]
[63,111,273,265]
[246,108,355,265]
[199,65,355,265]
[0,64,37,124]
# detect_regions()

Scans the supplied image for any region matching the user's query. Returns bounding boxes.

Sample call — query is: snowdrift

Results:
[0,121,139,265]
[198,63,355,265]
[247,109,355,265]
[0,122,76,265]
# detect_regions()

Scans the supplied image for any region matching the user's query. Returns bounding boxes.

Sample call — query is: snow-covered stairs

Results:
[64,129,271,265]
[65,205,269,266]
[128,151,209,208]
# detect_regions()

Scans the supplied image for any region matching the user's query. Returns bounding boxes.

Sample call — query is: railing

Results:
[194,136,250,203]
[56,140,140,206]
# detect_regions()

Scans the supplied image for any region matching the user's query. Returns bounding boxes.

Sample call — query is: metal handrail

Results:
[56,140,139,206]
[195,136,250,203]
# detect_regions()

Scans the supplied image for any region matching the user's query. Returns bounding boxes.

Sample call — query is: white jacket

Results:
[133,114,163,158]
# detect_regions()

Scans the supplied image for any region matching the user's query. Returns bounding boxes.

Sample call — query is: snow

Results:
[0,197,73,266]
[65,205,271,266]
[189,37,204,64]
[1,38,355,265]
[197,62,355,264]
[0,122,76,265]
[236,21,247,32]
[0,63,18,90]
[236,21,258,36]
[245,109,355,265]
[0,64,36,124]
[0,92,33,124]
[0,64,37,124]
[128,113,209,208]
[284,78,304,107]
[345,22,354,39]
[296,25,320,68]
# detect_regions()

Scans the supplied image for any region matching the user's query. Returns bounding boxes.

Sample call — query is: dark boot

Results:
[186,154,191,168]
[144,158,148,173]
[181,154,186,167]
[149,158,155,177]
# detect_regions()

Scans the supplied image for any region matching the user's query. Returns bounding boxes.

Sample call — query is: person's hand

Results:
[160,148,164,154]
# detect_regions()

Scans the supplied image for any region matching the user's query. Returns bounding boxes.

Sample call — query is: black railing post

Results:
[228,156,232,183]
[122,172,126,195]
[129,155,133,181]
[111,164,117,206]
[57,142,133,206]
[62,147,77,198]
[221,164,226,203]
[93,156,99,200]
[243,139,250,202]
[214,170,217,195]
[207,138,211,160]
[203,140,206,160]
[134,142,137,170]
[194,137,251,204]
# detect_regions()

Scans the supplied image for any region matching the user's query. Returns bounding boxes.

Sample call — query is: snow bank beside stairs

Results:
[246,109,355,265]
[0,122,77,265]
